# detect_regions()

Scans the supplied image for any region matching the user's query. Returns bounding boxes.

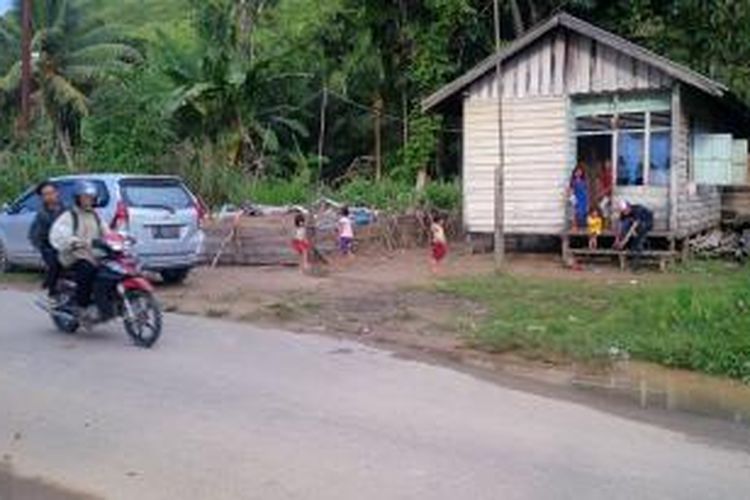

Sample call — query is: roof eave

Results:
[422,12,729,113]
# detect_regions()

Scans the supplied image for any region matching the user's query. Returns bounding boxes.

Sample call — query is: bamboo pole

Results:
[493,0,506,269]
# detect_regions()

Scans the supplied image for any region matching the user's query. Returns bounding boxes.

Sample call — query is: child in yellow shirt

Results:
[587,207,604,250]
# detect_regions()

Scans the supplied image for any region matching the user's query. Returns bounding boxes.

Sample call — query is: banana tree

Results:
[161,0,308,175]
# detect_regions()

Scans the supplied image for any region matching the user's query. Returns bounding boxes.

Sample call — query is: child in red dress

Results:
[430,215,448,274]
[291,213,311,273]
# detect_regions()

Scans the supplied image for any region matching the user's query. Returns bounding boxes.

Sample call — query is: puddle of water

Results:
[572,361,750,424]
[0,464,101,500]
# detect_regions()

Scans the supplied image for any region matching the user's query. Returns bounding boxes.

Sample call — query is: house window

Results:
[649,131,671,186]
[617,130,645,185]
[575,101,671,187]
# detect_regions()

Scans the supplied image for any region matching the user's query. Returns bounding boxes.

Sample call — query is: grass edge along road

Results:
[439,261,750,384]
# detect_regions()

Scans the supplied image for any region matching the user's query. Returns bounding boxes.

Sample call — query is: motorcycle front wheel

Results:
[123,291,162,348]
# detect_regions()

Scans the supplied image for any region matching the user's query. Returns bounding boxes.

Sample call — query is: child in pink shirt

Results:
[337,206,354,259]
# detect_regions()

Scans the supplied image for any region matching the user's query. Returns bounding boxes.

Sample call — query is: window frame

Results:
[573,96,672,188]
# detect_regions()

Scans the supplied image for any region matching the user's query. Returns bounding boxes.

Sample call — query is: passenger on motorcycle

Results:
[49,181,108,318]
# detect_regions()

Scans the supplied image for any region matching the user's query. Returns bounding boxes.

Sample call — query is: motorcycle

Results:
[43,232,162,348]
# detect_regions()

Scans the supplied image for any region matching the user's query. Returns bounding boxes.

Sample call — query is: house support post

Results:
[669,84,681,236]
[492,0,506,269]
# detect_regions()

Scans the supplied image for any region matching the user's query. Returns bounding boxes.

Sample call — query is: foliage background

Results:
[1,0,750,208]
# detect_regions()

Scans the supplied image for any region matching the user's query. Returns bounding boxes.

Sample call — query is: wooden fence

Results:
[200,212,459,266]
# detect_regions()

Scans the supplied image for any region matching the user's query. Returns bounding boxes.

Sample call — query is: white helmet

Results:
[617,199,630,212]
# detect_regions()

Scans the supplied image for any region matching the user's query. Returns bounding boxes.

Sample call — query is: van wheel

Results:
[160,268,190,285]
[0,240,10,274]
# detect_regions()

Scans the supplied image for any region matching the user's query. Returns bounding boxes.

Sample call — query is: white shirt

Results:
[338,216,354,238]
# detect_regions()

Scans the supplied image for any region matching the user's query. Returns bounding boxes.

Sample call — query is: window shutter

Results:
[693,134,733,185]
[732,139,748,185]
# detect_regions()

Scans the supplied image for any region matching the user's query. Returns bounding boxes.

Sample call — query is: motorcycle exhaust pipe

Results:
[34,298,76,322]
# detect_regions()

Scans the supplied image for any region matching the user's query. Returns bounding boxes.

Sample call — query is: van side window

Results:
[56,180,111,208]
[12,191,41,214]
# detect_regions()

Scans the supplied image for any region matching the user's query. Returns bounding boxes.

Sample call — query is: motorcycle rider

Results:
[28,181,65,301]
[49,181,107,317]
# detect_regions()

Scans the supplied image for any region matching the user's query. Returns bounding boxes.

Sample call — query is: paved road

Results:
[1,289,750,500]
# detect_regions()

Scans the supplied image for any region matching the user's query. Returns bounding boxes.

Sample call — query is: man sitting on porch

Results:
[615,200,654,254]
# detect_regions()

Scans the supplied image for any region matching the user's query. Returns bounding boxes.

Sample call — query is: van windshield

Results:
[120,179,194,210]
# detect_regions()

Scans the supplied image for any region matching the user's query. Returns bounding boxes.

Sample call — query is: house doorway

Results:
[576,134,613,221]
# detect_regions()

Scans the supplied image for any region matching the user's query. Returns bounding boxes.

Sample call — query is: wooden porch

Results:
[561,230,684,271]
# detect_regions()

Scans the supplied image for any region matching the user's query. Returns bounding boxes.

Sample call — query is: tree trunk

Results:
[527,0,539,24]
[317,84,328,178]
[56,125,74,170]
[19,0,32,137]
[374,95,383,182]
[510,0,525,37]
[401,86,409,146]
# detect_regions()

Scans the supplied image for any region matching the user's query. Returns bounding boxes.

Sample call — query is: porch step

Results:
[567,248,677,272]
[569,249,675,257]
[563,230,673,239]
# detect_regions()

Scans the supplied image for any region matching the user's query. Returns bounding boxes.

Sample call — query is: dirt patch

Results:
[157,247,664,351]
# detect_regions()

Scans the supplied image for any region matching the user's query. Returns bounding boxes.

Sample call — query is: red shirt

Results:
[599,167,613,198]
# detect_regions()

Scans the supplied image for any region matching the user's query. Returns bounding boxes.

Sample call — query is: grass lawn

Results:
[440,261,750,383]
[0,270,39,285]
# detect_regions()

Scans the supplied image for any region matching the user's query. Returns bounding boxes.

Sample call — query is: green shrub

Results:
[336,178,415,211]
[335,177,461,212]
[0,150,69,203]
[244,177,312,206]
[420,180,461,211]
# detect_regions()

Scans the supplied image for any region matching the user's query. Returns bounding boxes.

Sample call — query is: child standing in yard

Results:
[430,214,448,274]
[337,205,355,260]
[291,213,311,273]
[587,207,603,250]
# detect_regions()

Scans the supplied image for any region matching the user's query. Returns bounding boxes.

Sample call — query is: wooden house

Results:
[423,13,750,259]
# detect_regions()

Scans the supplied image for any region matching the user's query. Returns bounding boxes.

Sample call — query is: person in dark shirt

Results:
[615,200,654,254]
[28,181,65,298]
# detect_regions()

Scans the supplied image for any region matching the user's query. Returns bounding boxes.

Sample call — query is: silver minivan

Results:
[0,174,205,283]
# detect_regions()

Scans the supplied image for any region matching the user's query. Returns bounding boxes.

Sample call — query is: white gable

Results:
[467,30,673,101]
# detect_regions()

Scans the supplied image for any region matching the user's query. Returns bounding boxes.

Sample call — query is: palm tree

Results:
[0,0,142,166]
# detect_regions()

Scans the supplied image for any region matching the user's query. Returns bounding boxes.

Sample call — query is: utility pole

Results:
[19,0,32,137]
[493,0,506,269]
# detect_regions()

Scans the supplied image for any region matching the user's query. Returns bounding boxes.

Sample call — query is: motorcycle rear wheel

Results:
[123,291,162,348]
[50,291,80,334]
[52,310,80,334]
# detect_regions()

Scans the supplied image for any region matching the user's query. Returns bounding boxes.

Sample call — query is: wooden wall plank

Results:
[540,39,552,95]
[553,32,566,95]
[635,61,650,89]
[591,41,603,92]
[529,45,541,96]
[616,52,635,89]
[601,45,618,90]
[576,36,592,93]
